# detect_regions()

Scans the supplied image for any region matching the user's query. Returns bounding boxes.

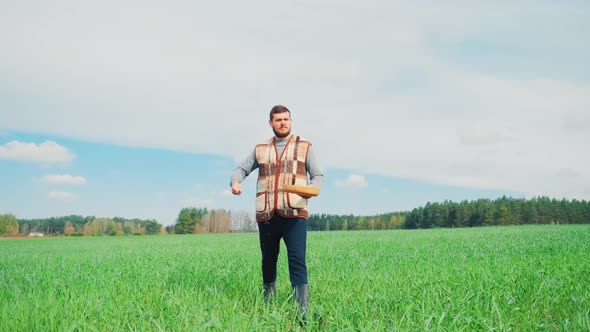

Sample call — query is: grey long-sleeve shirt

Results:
[230,137,324,188]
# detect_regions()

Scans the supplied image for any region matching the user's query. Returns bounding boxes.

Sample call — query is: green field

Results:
[1,225,589,331]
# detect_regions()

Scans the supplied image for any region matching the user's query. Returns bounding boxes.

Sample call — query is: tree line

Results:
[2,196,588,236]
[13,215,163,236]
[1,208,253,236]
[307,196,589,232]
[307,212,407,231]
[403,196,590,229]
[170,196,588,233]
[168,208,257,234]
[169,208,405,234]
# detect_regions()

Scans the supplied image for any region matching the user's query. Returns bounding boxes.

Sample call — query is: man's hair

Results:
[269,105,290,120]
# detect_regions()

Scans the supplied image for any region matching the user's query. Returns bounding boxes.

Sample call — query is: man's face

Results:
[269,112,291,138]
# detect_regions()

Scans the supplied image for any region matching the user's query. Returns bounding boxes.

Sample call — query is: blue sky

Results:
[1,1,589,226]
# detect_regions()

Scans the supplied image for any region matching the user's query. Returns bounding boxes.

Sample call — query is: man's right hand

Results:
[231,182,242,195]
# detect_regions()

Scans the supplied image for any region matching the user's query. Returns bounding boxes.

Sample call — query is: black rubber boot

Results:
[293,284,309,322]
[263,282,276,304]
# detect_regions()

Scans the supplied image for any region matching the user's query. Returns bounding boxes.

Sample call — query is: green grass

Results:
[1,225,589,331]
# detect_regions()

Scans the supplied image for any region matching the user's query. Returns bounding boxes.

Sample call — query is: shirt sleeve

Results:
[230,148,259,186]
[306,145,324,188]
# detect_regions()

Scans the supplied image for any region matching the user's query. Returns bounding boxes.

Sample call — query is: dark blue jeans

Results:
[257,215,308,287]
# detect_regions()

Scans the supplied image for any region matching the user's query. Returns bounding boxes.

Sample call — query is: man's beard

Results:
[273,128,290,138]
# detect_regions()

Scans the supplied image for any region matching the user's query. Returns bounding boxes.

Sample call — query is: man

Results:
[230,105,324,319]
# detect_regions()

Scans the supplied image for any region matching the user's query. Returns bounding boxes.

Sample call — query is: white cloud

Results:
[221,190,233,197]
[0,2,589,200]
[41,174,87,185]
[336,174,368,189]
[0,141,75,163]
[48,191,76,202]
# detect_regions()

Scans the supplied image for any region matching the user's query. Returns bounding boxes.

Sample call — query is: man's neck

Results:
[275,134,292,142]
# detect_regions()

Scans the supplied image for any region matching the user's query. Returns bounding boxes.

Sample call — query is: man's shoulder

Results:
[295,136,312,146]
[256,137,275,147]
[296,136,311,143]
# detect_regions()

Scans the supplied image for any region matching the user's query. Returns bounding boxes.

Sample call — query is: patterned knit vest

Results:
[255,135,311,222]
